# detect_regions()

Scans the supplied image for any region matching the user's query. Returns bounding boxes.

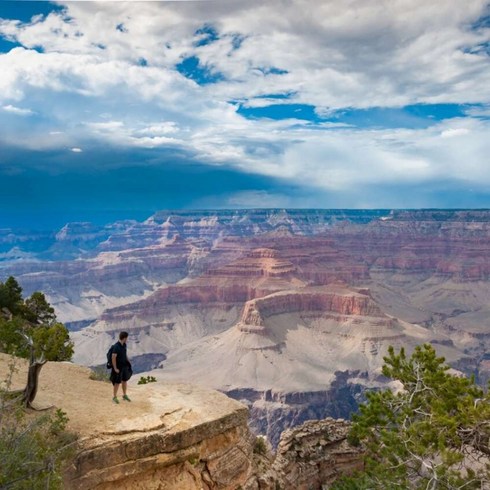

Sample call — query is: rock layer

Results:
[257,418,364,490]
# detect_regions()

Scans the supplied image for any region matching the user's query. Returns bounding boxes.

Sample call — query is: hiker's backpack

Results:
[106,343,116,369]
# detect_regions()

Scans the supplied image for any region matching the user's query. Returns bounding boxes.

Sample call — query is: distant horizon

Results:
[3,207,490,233]
[1,1,490,229]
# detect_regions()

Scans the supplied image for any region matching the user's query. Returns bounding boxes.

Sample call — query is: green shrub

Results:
[137,375,157,385]
[89,366,110,382]
[253,435,267,456]
[0,360,77,489]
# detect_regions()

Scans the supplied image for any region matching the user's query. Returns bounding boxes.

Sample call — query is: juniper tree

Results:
[334,344,490,489]
[0,276,73,407]
[0,277,73,362]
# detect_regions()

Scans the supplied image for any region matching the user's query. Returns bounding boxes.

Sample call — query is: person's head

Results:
[119,331,129,344]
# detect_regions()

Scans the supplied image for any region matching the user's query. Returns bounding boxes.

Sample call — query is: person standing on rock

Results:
[111,331,132,404]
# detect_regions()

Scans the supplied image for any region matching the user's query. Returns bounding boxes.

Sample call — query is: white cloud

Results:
[2,104,33,116]
[83,120,183,148]
[1,0,489,108]
[441,128,471,138]
[137,122,179,136]
[465,104,490,117]
[0,0,489,202]
[71,147,83,153]
[130,135,181,148]
[85,121,124,132]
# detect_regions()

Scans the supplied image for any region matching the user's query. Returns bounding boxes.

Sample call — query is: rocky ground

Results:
[0,353,255,489]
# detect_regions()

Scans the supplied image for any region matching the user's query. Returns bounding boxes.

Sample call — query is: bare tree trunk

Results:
[22,359,47,408]
[20,335,49,409]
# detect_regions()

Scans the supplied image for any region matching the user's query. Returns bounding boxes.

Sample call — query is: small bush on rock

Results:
[254,435,268,456]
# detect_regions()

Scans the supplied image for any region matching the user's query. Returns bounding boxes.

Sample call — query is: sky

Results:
[1,0,490,229]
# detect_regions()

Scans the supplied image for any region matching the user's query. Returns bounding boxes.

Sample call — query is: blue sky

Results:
[1,1,490,229]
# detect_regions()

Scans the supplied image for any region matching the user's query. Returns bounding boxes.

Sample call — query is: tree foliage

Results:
[0,276,24,315]
[334,344,490,489]
[0,276,73,362]
[24,292,57,326]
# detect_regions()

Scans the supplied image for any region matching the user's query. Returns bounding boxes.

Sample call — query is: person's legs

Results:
[121,367,131,401]
[111,369,122,402]
[113,382,120,398]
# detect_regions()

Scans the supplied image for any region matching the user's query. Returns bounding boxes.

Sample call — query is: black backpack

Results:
[106,343,116,369]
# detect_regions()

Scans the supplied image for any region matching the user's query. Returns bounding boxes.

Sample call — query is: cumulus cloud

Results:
[137,122,179,136]
[441,128,471,138]
[2,1,489,107]
[70,147,83,153]
[0,0,489,207]
[2,104,33,116]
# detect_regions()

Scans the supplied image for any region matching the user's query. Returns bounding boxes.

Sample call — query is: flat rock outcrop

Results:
[67,387,253,490]
[0,353,255,490]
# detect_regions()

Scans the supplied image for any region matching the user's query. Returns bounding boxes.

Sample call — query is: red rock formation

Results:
[237,288,389,331]
[206,248,297,278]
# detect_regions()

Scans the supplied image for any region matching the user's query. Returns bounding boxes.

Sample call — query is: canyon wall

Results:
[2,209,490,447]
[257,418,364,490]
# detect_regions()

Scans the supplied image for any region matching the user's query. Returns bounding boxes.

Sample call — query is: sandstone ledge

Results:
[68,385,253,490]
[0,354,254,490]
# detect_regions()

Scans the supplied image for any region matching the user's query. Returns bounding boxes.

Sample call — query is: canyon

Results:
[1,209,490,444]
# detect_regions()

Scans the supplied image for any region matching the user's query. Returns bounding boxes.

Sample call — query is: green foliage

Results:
[137,375,157,385]
[0,316,30,358]
[331,474,373,490]
[187,454,199,466]
[24,292,57,326]
[333,344,490,489]
[253,436,268,456]
[0,276,24,315]
[31,323,74,362]
[89,366,110,382]
[0,277,73,362]
[0,360,77,489]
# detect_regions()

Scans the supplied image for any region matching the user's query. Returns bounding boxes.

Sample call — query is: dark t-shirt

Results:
[112,341,128,369]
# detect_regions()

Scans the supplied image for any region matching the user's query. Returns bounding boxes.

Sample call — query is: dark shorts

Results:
[110,365,132,385]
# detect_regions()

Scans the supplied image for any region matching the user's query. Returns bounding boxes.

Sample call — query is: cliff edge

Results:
[0,353,255,489]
